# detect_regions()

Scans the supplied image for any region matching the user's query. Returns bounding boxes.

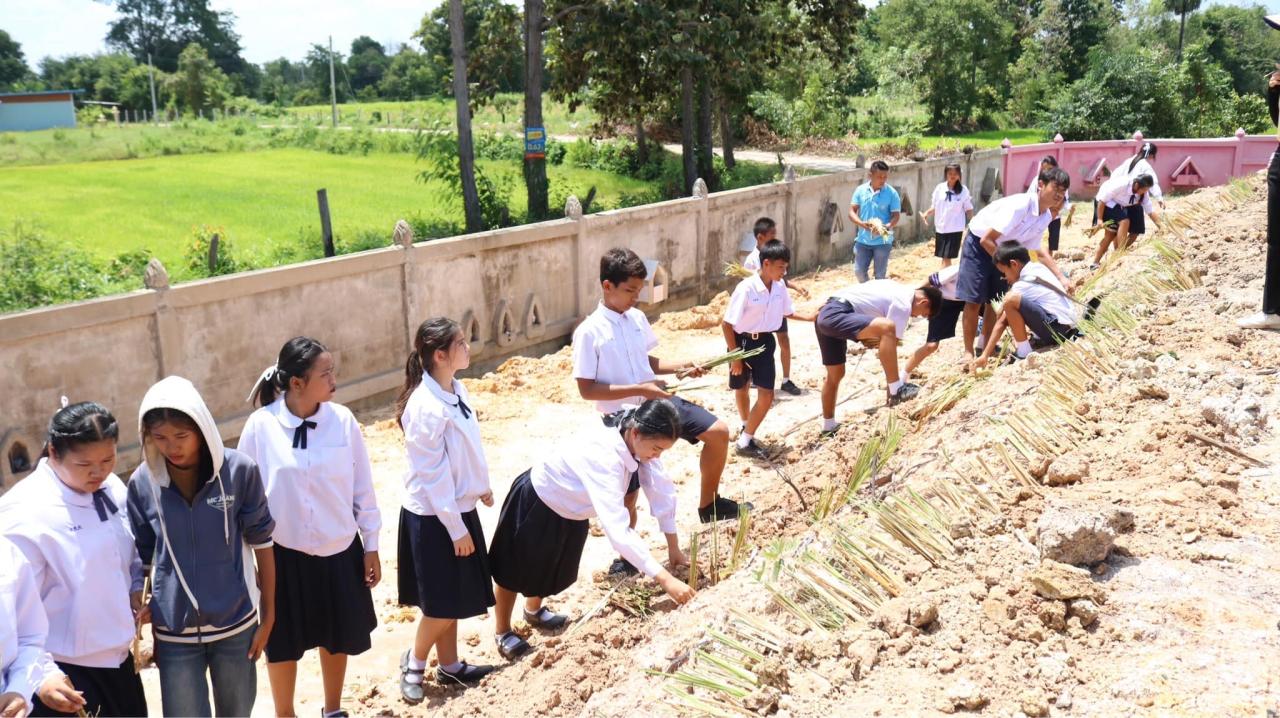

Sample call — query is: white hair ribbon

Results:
[59,395,70,409]
[245,364,278,403]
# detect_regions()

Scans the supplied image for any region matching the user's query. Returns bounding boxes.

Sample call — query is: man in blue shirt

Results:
[848,160,902,283]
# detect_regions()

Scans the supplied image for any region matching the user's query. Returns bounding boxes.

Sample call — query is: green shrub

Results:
[107,248,152,284]
[406,214,463,241]
[0,224,110,313]
[184,225,241,277]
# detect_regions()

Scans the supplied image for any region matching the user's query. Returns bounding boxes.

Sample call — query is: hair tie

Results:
[59,395,69,409]
[245,364,278,403]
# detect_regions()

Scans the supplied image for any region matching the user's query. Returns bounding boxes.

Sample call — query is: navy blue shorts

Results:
[603,397,717,445]
[776,316,789,334]
[728,332,777,391]
[1102,203,1127,226]
[815,298,874,366]
[955,232,1009,306]
[1047,217,1061,253]
[926,299,966,344]
[934,231,963,259]
[1102,204,1146,236]
[1016,296,1079,346]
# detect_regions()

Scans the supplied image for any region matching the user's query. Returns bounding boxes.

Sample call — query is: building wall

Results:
[0,97,76,132]
[0,149,1010,490]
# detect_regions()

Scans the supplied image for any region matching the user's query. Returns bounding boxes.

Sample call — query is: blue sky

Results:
[5,0,1280,67]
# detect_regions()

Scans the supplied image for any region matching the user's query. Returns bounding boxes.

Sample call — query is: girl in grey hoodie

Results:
[126,376,276,718]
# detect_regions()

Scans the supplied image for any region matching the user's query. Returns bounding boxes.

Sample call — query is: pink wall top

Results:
[1001,131,1276,200]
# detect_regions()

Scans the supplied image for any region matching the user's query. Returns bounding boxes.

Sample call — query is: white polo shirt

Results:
[1014,262,1080,327]
[724,274,793,334]
[742,247,762,272]
[572,302,659,414]
[968,192,1052,250]
[831,280,915,339]
[400,374,490,541]
[0,460,143,669]
[930,183,975,234]
[531,427,677,579]
[237,398,382,557]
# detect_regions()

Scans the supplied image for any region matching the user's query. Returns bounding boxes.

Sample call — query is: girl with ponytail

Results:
[238,337,382,718]
[487,398,695,662]
[395,318,497,703]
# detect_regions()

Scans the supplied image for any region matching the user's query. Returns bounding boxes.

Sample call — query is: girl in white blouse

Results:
[238,337,382,718]
[0,402,145,718]
[0,539,83,718]
[395,318,497,703]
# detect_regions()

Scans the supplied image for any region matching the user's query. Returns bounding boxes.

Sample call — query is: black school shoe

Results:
[780,379,802,396]
[608,556,640,577]
[735,439,769,459]
[698,495,753,523]
[437,661,496,686]
[887,383,921,406]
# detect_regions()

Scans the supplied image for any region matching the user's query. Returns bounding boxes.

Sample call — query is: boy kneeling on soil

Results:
[972,241,1082,369]
[813,280,942,433]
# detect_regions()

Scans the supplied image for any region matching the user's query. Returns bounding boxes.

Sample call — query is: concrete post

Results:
[692,179,709,302]
[783,166,799,267]
[1232,127,1247,177]
[394,219,415,354]
[145,259,181,378]
[566,195,588,320]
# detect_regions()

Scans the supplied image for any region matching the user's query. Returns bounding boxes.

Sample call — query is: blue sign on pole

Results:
[525,126,546,160]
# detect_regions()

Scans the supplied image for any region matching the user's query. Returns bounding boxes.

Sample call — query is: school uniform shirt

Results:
[0,460,143,669]
[967,191,1052,251]
[1024,176,1071,218]
[850,182,902,246]
[0,540,60,716]
[531,428,677,579]
[831,280,915,340]
[572,302,659,414]
[237,398,381,557]
[1119,157,1163,202]
[724,274,793,335]
[1096,173,1154,213]
[401,374,491,541]
[742,247,761,273]
[931,265,961,302]
[1013,262,1080,327]
[930,183,975,234]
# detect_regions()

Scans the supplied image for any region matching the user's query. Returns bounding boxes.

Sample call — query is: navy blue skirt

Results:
[489,470,588,598]
[397,507,495,619]
[266,536,377,662]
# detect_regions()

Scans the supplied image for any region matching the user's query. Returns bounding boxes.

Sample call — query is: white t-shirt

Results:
[1014,262,1080,327]
[572,302,659,414]
[968,192,1052,250]
[831,280,915,339]
[931,265,961,302]
[930,183,974,234]
[724,274,794,334]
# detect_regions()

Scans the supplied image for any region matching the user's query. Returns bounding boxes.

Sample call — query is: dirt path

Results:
[135,179,1280,717]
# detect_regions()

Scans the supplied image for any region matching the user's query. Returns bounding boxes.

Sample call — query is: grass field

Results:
[858,128,1046,149]
[283,93,595,134]
[0,148,654,277]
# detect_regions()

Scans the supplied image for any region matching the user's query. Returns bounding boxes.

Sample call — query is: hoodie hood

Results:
[138,375,225,488]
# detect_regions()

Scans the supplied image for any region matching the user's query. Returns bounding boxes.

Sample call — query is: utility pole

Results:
[147,52,158,123]
[328,35,338,127]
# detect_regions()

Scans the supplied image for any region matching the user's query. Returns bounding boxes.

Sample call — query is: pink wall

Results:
[1001,130,1276,199]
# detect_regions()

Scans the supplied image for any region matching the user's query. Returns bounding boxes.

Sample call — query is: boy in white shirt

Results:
[813,280,942,433]
[973,241,1083,368]
[721,241,813,458]
[957,166,1072,359]
[1025,156,1075,253]
[742,217,806,395]
[573,248,745,535]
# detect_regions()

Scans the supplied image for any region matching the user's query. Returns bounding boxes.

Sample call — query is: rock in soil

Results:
[1037,503,1126,566]
[1028,560,1106,603]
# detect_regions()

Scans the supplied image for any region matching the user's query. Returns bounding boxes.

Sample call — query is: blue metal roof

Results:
[0,89,86,99]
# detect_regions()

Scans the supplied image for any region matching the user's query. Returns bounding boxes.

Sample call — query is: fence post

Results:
[145,259,181,379]
[693,178,710,303]
[1232,127,1247,178]
[394,219,415,354]
[317,189,335,257]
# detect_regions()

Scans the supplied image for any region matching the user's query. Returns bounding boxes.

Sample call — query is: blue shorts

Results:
[955,232,1009,306]
[815,298,874,366]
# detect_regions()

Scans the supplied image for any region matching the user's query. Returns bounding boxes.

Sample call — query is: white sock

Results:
[737,432,753,449]
[405,651,427,683]
[823,418,839,432]
[441,661,463,673]
[783,376,791,383]
[976,333,986,350]
[889,379,905,395]
[1016,340,1032,358]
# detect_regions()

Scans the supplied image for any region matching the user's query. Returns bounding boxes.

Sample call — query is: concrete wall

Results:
[0,148,1006,490]
[0,96,76,132]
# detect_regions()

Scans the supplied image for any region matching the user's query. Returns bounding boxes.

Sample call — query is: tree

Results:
[1192,5,1280,97]
[378,47,437,100]
[0,30,31,92]
[1165,0,1203,63]
[416,0,523,100]
[523,0,549,221]
[169,42,230,115]
[38,53,137,104]
[101,0,247,80]
[347,36,389,97]
[448,0,483,232]
[303,44,347,104]
[1043,46,1185,139]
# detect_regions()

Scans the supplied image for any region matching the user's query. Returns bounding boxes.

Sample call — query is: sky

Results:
[5,0,1280,67]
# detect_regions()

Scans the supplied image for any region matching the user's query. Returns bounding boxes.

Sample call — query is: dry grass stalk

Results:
[723,261,754,279]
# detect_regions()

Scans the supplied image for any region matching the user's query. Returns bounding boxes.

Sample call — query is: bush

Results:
[414,124,516,230]
[405,214,463,241]
[1043,48,1185,140]
[183,225,240,277]
[473,132,523,161]
[0,224,110,313]
[107,248,152,284]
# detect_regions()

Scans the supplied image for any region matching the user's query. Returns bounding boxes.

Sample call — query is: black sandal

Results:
[523,606,569,629]
[436,660,495,686]
[495,631,531,660]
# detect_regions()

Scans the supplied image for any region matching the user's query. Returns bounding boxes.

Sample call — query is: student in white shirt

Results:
[126,376,276,718]
[1089,173,1164,267]
[239,337,382,718]
[1119,143,1165,209]
[1023,156,1076,254]
[393,318,497,703]
[742,217,807,396]
[813,281,942,432]
[0,540,83,718]
[957,167,1073,360]
[0,402,147,718]
[973,241,1084,368]
[902,265,967,379]
[573,248,744,534]
[488,399,695,661]
[920,163,975,267]
[721,240,812,457]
